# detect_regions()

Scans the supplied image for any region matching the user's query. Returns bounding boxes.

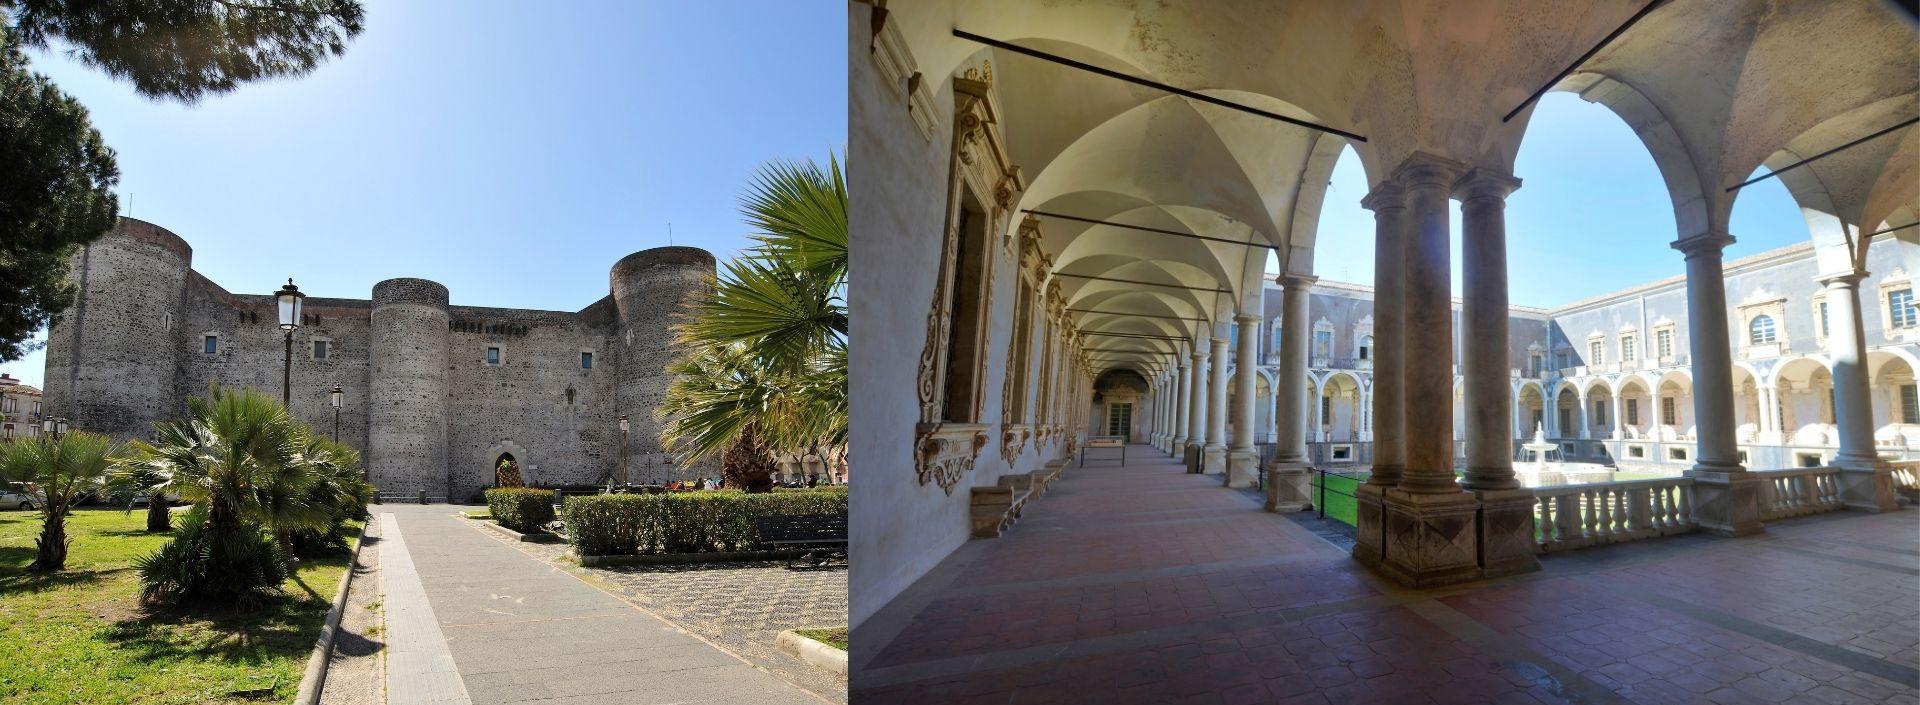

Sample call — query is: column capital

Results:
[1277,273,1319,290]
[1451,167,1522,203]
[1671,231,1735,259]
[1211,336,1230,347]
[1359,180,1406,212]
[1391,151,1471,192]
[1234,313,1261,325]
[1818,270,1868,289]
[1192,351,1208,362]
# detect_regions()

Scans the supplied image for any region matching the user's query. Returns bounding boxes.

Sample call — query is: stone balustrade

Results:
[1890,459,1920,492]
[1752,466,1843,520]
[1533,477,1696,553]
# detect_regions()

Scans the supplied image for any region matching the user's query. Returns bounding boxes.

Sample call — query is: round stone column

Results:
[1186,345,1210,472]
[1167,359,1182,447]
[1397,156,1469,494]
[1674,231,1761,536]
[1820,272,1897,511]
[1266,274,1315,511]
[1361,182,1409,488]
[1203,336,1231,474]
[1227,314,1262,486]
[1455,168,1522,491]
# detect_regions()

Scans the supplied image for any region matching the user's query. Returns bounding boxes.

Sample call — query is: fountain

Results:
[1513,423,1615,487]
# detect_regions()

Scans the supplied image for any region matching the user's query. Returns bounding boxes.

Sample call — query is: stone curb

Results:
[776,629,848,678]
[294,523,368,705]
[571,548,826,567]
[477,519,562,543]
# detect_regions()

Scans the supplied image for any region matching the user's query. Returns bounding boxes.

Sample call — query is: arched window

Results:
[1358,335,1373,361]
[1749,315,1777,345]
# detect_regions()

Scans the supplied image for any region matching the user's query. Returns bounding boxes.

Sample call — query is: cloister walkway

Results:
[851,445,1920,705]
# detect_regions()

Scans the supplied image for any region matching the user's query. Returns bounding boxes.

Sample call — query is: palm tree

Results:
[0,430,119,571]
[659,156,847,489]
[119,385,326,556]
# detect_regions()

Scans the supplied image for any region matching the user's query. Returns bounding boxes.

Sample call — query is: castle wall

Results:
[43,220,192,439]
[610,246,719,483]
[45,220,718,501]
[179,277,375,456]
[442,306,620,501]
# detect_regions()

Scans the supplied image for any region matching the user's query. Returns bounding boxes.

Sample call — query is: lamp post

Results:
[618,414,630,487]
[40,417,68,440]
[330,386,343,441]
[275,279,306,408]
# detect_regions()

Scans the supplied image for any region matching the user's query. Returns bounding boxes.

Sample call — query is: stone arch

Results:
[1531,72,1714,238]
[485,440,533,486]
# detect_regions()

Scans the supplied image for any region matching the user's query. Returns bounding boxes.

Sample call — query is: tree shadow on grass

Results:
[0,546,117,594]
[98,594,327,668]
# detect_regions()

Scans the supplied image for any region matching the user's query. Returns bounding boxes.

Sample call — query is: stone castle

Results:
[42,218,716,501]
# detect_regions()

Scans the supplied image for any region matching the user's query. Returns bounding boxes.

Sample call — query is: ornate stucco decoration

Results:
[916,423,988,495]
[1001,424,1030,468]
[912,66,1025,492]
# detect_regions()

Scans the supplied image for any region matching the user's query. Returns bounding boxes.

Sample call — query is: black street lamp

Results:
[330,386,344,441]
[618,414,630,486]
[40,417,68,440]
[275,279,306,408]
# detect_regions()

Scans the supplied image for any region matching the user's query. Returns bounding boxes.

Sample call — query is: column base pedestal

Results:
[1377,489,1482,588]
[1686,468,1765,537]
[1833,458,1899,513]
[1226,450,1259,487]
[1183,444,1202,473]
[1352,484,1387,566]
[1265,463,1310,512]
[1202,445,1227,475]
[1474,487,1541,579]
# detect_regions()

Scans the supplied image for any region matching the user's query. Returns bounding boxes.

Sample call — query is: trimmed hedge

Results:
[562,488,847,557]
[486,488,557,532]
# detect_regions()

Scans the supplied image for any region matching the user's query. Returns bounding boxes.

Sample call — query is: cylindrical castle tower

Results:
[43,218,192,440]
[610,246,716,483]
[368,278,451,498]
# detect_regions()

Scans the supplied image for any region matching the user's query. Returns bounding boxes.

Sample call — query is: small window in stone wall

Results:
[1901,384,1918,424]
[203,335,218,354]
[486,347,501,365]
[313,340,329,360]
[581,352,593,369]
[566,386,577,405]
[1668,447,1688,461]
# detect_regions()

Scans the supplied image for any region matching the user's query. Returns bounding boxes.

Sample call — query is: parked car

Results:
[0,483,42,511]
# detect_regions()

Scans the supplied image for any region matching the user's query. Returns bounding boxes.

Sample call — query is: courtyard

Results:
[852,448,1919,704]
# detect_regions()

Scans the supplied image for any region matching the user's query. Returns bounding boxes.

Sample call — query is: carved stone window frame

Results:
[1738,294,1786,359]
[1652,320,1677,365]
[1876,268,1917,340]
[914,68,1024,494]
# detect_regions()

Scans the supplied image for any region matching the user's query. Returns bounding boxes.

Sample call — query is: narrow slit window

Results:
[581,352,593,369]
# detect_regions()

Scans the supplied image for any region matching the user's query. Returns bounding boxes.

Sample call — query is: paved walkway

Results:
[509,536,849,701]
[378,505,827,705]
[851,445,1920,705]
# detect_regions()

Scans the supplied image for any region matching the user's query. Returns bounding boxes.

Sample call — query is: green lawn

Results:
[0,509,356,705]
[794,627,847,651]
[1308,472,1363,526]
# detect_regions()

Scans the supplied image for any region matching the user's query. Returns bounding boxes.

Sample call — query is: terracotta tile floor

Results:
[852,447,1920,704]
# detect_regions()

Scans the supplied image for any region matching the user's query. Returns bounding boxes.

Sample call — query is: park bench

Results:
[754,514,848,569]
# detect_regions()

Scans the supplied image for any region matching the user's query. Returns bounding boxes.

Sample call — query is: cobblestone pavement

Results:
[495,521,849,703]
[852,446,1920,705]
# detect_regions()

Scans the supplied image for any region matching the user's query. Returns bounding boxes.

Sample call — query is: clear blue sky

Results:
[1291,92,1809,305]
[4,1,845,388]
